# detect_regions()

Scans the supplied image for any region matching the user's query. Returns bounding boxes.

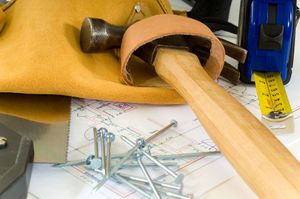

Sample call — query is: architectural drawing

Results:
[29,77,300,199]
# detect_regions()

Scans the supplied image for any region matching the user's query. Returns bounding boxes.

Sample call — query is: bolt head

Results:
[86,155,95,165]
[89,158,102,170]
[0,136,7,149]
[135,150,143,159]
[170,120,178,127]
[136,138,145,149]
[105,132,115,142]
[134,3,141,13]
[98,128,108,137]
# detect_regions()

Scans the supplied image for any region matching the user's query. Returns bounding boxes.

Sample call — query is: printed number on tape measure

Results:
[253,72,292,120]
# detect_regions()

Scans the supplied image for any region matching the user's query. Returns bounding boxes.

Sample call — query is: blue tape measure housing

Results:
[241,0,296,83]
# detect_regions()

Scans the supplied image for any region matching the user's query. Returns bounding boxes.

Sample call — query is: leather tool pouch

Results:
[0,0,225,124]
[0,0,174,123]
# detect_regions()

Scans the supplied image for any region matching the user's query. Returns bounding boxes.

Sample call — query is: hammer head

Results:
[80,17,127,53]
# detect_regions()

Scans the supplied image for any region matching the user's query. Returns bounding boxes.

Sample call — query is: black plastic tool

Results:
[0,123,34,199]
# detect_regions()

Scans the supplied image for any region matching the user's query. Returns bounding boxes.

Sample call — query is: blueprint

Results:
[28,76,300,199]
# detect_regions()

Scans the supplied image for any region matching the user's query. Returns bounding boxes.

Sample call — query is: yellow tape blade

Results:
[253,72,292,116]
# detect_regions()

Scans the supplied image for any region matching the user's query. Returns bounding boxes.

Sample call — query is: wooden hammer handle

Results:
[153,48,300,199]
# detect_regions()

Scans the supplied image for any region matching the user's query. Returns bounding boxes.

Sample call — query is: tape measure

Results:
[253,71,292,121]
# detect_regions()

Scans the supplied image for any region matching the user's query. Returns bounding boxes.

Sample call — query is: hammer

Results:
[80,16,300,198]
[81,18,244,84]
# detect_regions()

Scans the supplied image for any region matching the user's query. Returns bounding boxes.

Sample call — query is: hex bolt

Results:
[104,132,115,177]
[137,154,162,199]
[0,136,7,149]
[98,128,108,175]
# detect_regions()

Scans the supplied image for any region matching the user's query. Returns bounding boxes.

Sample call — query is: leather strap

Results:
[120,14,225,85]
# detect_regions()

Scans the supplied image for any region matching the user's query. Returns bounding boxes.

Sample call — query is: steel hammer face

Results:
[80,17,127,53]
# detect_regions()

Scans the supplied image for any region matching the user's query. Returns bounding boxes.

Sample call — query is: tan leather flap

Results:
[120,14,225,86]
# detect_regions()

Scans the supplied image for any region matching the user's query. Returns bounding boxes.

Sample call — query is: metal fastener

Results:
[113,174,151,198]
[117,172,182,191]
[146,120,177,141]
[98,128,108,175]
[136,138,145,149]
[143,151,184,184]
[104,132,115,177]
[121,135,184,184]
[94,120,177,190]
[93,127,99,158]
[137,154,162,199]
[0,136,7,149]
[134,3,141,13]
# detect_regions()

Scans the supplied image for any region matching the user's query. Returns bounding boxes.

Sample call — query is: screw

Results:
[0,136,7,149]
[104,132,115,177]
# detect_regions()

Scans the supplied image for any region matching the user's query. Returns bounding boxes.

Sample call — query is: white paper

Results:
[28,76,300,199]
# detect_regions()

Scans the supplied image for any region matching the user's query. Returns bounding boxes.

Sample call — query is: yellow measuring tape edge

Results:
[253,71,292,119]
